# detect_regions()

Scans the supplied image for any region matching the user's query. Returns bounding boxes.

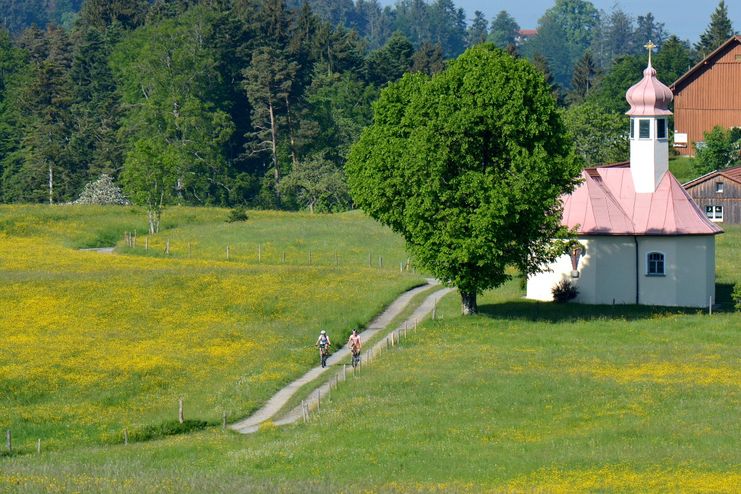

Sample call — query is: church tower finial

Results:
[644,40,656,66]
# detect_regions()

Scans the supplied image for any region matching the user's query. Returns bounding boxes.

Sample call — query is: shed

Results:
[683,165,741,224]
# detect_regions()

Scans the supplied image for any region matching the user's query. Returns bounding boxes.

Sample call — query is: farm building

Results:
[670,35,741,156]
[683,165,741,224]
[527,55,723,308]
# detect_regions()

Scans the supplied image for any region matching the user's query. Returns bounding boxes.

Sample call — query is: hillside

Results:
[1,209,738,493]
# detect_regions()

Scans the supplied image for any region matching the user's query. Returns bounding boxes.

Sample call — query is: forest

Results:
[0,0,736,215]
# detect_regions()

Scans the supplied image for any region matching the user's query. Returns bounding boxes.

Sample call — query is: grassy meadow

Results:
[0,205,422,452]
[0,209,739,493]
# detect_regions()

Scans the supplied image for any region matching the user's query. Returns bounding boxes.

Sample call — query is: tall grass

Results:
[0,205,421,452]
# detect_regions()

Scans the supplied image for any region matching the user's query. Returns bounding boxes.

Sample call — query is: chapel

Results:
[526,45,723,308]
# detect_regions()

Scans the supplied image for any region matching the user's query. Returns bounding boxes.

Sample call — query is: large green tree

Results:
[346,45,581,314]
[695,1,735,57]
[488,10,519,50]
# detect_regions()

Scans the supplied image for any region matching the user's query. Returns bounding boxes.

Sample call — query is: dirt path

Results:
[230,280,454,434]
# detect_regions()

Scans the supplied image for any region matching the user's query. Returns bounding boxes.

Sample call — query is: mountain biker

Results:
[348,329,362,367]
[316,330,331,367]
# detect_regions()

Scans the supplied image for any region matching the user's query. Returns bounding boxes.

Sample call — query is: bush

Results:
[73,174,130,205]
[552,279,578,303]
[694,126,741,175]
[226,206,249,223]
[733,283,741,311]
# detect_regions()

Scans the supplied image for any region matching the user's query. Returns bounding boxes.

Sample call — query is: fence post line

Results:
[6,429,11,453]
[36,439,41,454]
[124,428,128,445]
[178,397,184,424]
[133,230,137,248]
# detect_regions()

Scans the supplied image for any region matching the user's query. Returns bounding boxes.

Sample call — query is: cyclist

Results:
[348,329,361,367]
[316,330,331,367]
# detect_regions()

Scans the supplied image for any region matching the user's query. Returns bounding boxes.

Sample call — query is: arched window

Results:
[646,252,665,276]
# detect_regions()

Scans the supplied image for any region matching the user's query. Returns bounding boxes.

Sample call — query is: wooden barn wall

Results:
[686,178,741,224]
[673,42,741,156]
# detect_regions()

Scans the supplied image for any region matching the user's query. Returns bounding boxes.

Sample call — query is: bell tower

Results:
[625,41,674,193]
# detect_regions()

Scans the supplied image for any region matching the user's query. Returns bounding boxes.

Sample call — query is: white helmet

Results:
[320,330,326,335]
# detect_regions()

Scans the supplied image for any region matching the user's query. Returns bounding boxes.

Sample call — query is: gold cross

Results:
[644,40,656,65]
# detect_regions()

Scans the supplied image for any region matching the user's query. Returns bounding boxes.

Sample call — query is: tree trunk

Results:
[268,100,279,182]
[285,94,298,167]
[48,163,53,205]
[460,291,478,315]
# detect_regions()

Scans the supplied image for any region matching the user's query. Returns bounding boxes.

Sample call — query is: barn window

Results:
[656,118,667,139]
[716,182,724,193]
[706,205,723,222]
[646,252,665,276]
[639,119,650,139]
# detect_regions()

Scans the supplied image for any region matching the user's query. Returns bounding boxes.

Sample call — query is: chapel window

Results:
[639,119,650,139]
[656,118,667,139]
[646,252,665,276]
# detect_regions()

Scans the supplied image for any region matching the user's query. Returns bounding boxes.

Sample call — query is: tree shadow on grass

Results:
[477,299,706,324]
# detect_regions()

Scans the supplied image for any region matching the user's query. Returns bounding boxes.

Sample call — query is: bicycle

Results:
[319,344,331,368]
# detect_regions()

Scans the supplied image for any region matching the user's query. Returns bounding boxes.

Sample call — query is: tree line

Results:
[0,0,736,223]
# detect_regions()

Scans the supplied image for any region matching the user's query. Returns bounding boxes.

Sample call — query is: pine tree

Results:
[488,10,519,50]
[569,51,598,104]
[695,1,735,56]
[410,41,445,76]
[466,11,488,48]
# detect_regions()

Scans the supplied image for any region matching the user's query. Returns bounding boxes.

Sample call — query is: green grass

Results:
[0,205,422,453]
[0,208,738,493]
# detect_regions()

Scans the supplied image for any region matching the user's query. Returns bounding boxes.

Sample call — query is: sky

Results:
[379,1,740,45]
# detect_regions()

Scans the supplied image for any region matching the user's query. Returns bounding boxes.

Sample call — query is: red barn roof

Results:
[562,168,723,236]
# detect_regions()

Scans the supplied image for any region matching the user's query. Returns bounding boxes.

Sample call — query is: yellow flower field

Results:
[0,206,419,451]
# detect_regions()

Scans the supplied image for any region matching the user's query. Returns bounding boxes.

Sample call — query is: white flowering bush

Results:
[73,174,130,205]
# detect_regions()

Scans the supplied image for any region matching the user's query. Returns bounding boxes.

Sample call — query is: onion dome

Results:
[625,62,673,116]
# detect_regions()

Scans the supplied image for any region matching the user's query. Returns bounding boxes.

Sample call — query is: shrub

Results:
[226,206,249,223]
[73,174,130,205]
[552,279,578,303]
[733,283,741,311]
[694,126,741,175]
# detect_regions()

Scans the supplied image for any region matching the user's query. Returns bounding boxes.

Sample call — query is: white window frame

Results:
[646,251,666,276]
[705,205,723,222]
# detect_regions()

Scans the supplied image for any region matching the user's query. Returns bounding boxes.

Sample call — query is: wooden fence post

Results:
[222,411,227,430]
[258,244,262,264]
[165,239,170,255]
[282,251,286,263]
[178,397,184,424]
[226,245,230,260]
[124,428,128,445]
[6,429,11,453]
[309,250,312,265]
[36,439,41,454]
[188,242,192,257]
[379,256,383,269]
[368,253,371,267]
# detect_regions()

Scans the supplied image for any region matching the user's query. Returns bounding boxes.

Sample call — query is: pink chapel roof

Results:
[561,168,723,236]
[625,62,673,117]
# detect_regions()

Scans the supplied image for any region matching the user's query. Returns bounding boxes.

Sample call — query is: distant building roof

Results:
[517,29,537,37]
[562,167,723,236]
[670,35,741,91]
[683,165,741,189]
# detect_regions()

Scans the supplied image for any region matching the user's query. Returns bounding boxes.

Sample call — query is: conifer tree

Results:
[695,1,735,56]
[410,41,445,76]
[488,10,519,50]
[569,51,598,104]
[466,11,488,48]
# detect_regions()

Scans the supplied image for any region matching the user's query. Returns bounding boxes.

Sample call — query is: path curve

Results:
[230,280,454,434]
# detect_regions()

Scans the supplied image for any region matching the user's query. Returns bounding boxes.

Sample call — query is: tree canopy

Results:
[346,45,581,314]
